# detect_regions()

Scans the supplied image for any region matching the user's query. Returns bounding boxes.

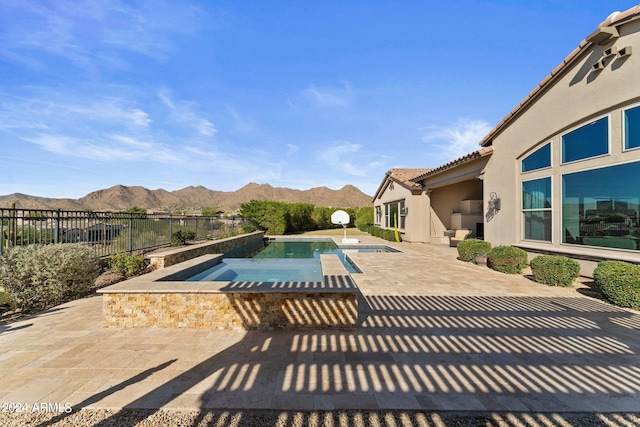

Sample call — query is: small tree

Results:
[355,207,374,231]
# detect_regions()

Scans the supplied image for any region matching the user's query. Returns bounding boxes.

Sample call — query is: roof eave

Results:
[479,6,640,147]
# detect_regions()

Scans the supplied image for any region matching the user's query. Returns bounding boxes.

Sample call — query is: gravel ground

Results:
[1,409,639,427]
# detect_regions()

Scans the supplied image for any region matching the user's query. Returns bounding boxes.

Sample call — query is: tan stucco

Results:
[373,155,488,243]
[483,15,640,268]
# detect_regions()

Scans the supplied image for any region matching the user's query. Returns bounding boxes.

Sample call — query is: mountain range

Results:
[0,183,373,213]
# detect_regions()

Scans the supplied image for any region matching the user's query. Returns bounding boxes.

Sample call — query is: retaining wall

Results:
[147,231,265,270]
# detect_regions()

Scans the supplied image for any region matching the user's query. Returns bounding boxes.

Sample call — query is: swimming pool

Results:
[187,258,322,282]
[186,239,389,282]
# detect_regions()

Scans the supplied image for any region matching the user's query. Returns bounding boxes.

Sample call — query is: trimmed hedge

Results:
[457,239,491,263]
[0,244,100,313]
[530,255,580,287]
[487,246,528,274]
[593,260,640,310]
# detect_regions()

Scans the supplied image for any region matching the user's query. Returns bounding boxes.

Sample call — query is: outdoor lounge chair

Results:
[449,228,472,247]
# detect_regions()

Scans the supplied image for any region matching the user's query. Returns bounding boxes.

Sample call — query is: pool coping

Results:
[97,253,357,294]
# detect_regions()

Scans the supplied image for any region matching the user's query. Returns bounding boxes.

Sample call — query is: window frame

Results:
[383,200,406,230]
[521,176,553,242]
[521,141,552,174]
[560,115,611,165]
[623,103,640,152]
[560,160,640,252]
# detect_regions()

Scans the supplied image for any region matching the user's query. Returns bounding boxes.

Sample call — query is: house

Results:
[373,148,492,243]
[374,5,640,274]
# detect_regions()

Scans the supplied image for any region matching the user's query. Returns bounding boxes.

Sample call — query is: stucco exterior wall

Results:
[429,180,483,237]
[483,17,640,265]
[373,181,431,242]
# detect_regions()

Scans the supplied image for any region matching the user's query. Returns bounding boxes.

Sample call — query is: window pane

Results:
[389,204,398,228]
[522,143,551,172]
[562,117,608,163]
[524,211,552,241]
[562,162,640,251]
[625,105,640,150]
[523,178,551,209]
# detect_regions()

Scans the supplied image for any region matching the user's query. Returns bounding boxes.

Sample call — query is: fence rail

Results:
[0,207,248,257]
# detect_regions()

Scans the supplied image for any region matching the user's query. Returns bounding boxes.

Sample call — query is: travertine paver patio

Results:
[1,235,639,423]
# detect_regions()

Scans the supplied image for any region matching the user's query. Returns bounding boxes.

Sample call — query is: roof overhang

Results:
[479,5,640,147]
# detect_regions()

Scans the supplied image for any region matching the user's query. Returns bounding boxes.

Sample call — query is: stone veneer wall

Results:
[102,291,357,329]
[147,231,265,270]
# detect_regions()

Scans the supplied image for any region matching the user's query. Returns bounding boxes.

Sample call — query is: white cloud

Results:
[225,105,255,134]
[421,118,492,160]
[23,133,182,164]
[299,82,355,108]
[286,144,300,155]
[0,88,213,164]
[317,141,384,177]
[0,0,205,70]
[159,91,217,137]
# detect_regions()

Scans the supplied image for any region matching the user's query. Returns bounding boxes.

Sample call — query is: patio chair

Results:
[449,228,472,247]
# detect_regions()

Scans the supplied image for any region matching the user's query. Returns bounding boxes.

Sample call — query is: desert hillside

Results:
[0,183,372,212]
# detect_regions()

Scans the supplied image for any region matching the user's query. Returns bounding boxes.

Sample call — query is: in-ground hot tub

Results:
[97,251,358,330]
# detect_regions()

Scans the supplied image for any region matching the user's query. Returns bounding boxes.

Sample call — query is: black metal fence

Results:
[0,207,248,257]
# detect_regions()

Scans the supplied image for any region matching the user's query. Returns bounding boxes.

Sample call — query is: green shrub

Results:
[367,226,381,237]
[108,251,146,278]
[381,229,401,242]
[355,207,374,231]
[457,239,492,263]
[0,244,100,313]
[593,261,640,310]
[171,229,196,246]
[488,246,528,274]
[240,223,257,234]
[529,255,580,286]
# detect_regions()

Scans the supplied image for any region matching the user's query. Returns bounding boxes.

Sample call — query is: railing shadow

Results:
[58,294,640,425]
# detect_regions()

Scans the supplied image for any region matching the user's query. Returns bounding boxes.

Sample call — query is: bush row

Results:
[239,201,374,235]
[455,239,640,311]
[456,240,580,285]
[364,226,401,242]
[0,244,101,313]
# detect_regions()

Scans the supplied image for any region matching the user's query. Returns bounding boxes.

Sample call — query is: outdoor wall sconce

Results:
[488,192,501,211]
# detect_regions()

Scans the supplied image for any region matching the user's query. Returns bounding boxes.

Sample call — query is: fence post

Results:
[54,209,60,244]
[169,214,173,243]
[128,215,133,253]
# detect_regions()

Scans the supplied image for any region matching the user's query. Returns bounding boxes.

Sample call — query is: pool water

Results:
[188,240,361,282]
[187,258,322,282]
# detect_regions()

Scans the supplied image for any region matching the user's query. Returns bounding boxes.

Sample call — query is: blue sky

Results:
[1,1,637,199]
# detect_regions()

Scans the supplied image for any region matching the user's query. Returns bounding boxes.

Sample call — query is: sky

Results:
[1,0,638,199]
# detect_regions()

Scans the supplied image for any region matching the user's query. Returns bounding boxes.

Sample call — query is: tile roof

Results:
[373,146,494,201]
[372,168,431,200]
[387,168,432,188]
[479,5,640,147]
[412,146,493,181]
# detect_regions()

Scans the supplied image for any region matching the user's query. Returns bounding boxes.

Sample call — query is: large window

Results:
[522,177,552,241]
[562,116,609,163]
[624,105,640,150]
[562,162,640,251]
[383,200,405,229]
[522,143,551,172]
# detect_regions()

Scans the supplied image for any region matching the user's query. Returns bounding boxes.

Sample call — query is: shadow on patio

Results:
[36,294,640,426]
